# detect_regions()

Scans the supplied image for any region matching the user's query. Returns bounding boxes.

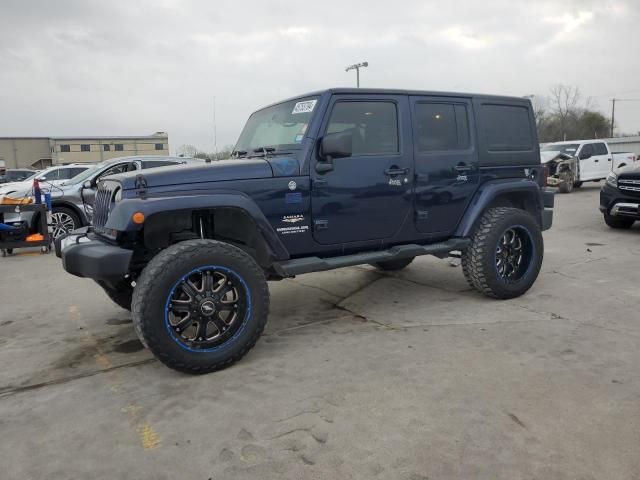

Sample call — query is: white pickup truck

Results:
[541,140,637,193]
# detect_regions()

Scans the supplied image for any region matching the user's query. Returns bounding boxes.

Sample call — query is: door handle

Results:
[455,164,471,172]
[594,159,599,162]
[384,167,409,176]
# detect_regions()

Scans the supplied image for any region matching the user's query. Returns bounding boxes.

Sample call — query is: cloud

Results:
[0,0,639,150]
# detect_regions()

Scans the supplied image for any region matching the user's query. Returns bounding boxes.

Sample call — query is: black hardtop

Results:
[262,88,531,109]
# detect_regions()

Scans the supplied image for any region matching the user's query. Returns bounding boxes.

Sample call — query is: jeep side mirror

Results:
[321,131,352,159]
[316,132,352,174]
[83,180,92,189]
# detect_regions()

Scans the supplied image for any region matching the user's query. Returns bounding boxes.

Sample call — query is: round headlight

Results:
[114,188,122,202]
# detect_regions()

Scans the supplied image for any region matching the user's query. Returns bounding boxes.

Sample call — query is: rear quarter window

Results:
[481,104,533,152]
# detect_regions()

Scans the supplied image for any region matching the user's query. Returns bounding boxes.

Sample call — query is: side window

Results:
[142,160,177,169]
[481,104,533,151]
[326,101,398,155]
[580,144,593,158]
[415,103,470,151]
[98,163,129,180]
[56,169,74,180]
[58,168,86,180]
[42,169,60,181]
[593,143,608,155]
[70,168,87,178]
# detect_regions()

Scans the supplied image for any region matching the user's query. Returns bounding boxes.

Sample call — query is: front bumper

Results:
[599,184,640,219]
[58,228,132,280]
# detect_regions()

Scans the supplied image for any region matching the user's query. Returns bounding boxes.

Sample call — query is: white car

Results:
[0,164,90,197]
[541,140,637,188]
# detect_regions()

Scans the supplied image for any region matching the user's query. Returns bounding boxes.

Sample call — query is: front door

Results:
[410,96,479,235]
[311,95,413,245]
[577,143,596,180]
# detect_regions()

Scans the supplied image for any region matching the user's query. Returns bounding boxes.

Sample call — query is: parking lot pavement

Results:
[1,183,639,479]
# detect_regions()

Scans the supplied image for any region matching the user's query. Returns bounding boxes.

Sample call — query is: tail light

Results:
[542,164,549,187]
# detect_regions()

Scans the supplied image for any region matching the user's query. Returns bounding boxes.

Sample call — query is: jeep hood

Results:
[113,159,276,190]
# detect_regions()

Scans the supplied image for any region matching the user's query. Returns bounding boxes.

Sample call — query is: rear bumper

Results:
[59,229,132,280]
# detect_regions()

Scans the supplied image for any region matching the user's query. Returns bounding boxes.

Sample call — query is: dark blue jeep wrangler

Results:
[58,88,554,374]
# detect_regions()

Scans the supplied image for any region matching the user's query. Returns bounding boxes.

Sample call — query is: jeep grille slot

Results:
[93,184,114,231]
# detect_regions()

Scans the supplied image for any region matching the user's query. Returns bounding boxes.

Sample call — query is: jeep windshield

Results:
[233,96,319,158]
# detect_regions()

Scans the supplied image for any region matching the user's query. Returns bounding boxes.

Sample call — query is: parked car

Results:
[2,156,202,239]
[0,168,37,184]
[57,88,554,374]
[0,164,89,197]
[600,162,640,229]
[540,140,637,193]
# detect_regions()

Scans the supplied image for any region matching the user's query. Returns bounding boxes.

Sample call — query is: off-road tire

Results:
[603,214,634,229]
[96,279,133,311]
[131,239,269,374]
[372,257,414,271]
[461,207,543,299]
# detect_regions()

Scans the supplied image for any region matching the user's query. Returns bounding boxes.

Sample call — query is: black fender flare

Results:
[454,179,545,237]
[104,190,290,261]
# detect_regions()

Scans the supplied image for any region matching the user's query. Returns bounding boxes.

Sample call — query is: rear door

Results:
[410,96,479,235]
[592,142,612,178]
[311,94,413,245]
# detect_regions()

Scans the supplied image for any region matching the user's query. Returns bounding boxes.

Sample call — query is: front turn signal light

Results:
[132,212,145,224]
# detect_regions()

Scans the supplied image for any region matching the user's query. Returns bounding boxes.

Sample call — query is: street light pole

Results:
[345,61,369,88]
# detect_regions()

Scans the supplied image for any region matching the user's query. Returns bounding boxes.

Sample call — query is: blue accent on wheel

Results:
[163,265,252,353]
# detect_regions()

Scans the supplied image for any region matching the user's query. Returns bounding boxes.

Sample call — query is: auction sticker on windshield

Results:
[292,100,317,114]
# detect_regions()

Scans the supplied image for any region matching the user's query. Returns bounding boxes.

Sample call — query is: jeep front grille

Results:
[93,184,114,231]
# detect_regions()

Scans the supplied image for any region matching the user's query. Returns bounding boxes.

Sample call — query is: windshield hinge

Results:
[135,174,148,197]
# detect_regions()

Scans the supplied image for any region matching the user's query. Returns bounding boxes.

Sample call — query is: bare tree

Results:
[176,144,199,158]
[549,84,581,140]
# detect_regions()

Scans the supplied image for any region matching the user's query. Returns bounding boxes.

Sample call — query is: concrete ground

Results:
[1,183,639,480]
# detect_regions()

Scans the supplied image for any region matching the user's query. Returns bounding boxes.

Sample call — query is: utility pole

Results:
[213,96,218,162]
[345,62,369,88]
[610,98,616,138]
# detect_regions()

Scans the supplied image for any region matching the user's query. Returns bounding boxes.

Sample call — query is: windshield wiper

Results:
[249,147,294,158]
[231,150,248,158]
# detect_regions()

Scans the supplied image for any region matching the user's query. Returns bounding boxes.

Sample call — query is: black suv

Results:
[600,164,640,228]
[57,88,554,374]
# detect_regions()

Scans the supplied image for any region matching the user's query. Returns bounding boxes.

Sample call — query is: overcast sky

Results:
[1,0,639,153]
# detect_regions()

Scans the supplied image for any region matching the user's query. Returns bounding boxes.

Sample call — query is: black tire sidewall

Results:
[133,240,268,373]
[483,211,543,297]
[463,208,544,299]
